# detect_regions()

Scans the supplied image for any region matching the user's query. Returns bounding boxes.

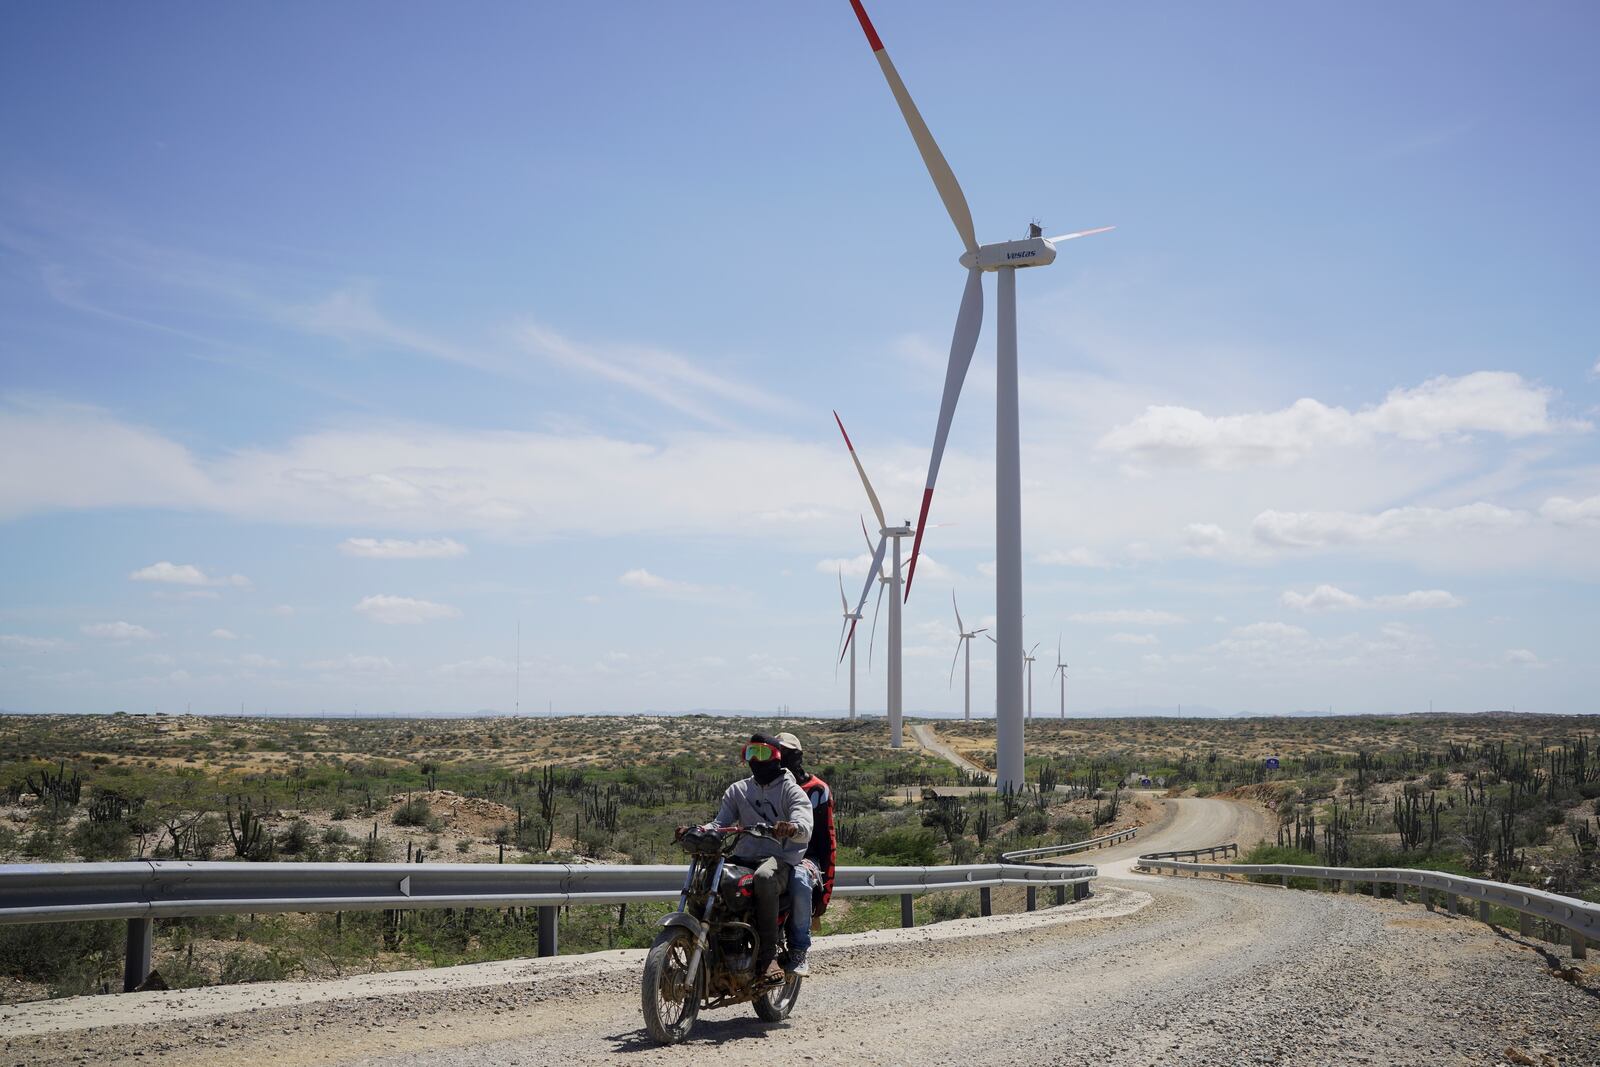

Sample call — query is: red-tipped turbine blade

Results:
[838,617,860,665]
[847,0,978,255]
[904,267,983,601]
[834,410,887,531]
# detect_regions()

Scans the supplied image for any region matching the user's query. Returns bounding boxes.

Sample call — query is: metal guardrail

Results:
[0,858,1097,992]
[1136,853,1599,961]
[1000,827,1137,862]
[1138,842,1238,862]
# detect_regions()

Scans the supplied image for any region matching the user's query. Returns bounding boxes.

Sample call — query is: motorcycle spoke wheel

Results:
[641,928,700,1044]
[754,972,802,1022]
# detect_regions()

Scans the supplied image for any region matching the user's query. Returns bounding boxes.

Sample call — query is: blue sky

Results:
[2,1,1597,718]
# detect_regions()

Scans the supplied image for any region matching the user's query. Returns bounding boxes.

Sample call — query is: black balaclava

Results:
[748,734,784,786]
[780,746,805,783]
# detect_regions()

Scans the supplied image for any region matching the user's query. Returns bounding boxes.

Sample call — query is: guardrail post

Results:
[537,905,559,957]
[1421,888,1432,910]
[123,917,154,993]
[1281,874,1290,889]
[979,887,992,916]
[1074,881,1089,902]
[1053,884,1066,906]
[1026,886,1037,912]
[1455,895,1470,917]
[1518,912,1533,937]
[1478,900,1491,925]
[900,894,915,928]
[1444,892,1458,914]
[1573,932,1588,961]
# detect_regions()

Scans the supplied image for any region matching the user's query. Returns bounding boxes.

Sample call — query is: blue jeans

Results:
[786,863,814,954]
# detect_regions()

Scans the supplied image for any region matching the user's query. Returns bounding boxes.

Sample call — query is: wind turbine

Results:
[1023,642,1040,722]
[835,412,909,748]
[844,1,1112,790]
[1052,636,1069,719]
[835,570,862,719]
[947,592,987,722]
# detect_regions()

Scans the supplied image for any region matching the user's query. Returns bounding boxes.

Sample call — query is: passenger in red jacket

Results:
[773,731,835,978]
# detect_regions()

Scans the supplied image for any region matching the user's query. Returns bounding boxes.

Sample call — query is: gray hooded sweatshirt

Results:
[714,770,813,866]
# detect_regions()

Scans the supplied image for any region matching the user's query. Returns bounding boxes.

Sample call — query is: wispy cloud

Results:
[1098,372,1587,470]
[82,621,157,641]
[339,537,469,560]
[0,634,68,653]
[618,568,703,598]
[1281,584,1462,612]
[353,595,461,625]
[130,561,252,588]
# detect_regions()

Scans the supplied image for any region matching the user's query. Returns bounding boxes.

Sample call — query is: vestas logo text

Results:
[1006,250,1036,260]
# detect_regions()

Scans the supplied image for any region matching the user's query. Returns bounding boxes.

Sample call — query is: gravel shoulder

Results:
[6,799,1595,1066]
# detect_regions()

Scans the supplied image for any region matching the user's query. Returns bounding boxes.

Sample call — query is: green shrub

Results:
[863,826,939,866]
[926,891,979,923]
[392,798,439,830]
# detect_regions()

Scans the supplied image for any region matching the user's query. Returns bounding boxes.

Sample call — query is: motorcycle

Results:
[641,823,804,1044]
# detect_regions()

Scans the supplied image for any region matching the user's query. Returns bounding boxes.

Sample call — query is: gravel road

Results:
[5,798,1595,1066]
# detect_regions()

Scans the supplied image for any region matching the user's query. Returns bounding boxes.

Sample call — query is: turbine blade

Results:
[973,627,988,635]
[839,569,849,613]
[951,589,964,635]
[948,637,963,688]
[860,514,877,557]
[834,411,887,531]
[848,1,978,255]
[836,614,850,663]
[841,533,889,662]
[1047,225,1115,244]
[905,267,983,601]
[985,633,996,645]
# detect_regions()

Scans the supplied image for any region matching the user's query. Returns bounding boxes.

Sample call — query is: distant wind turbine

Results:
[835,570,862,720]
[1023,642,1040,722]
[947,592,988,722]
[1052,636,1068,719]
[835,412,909,748]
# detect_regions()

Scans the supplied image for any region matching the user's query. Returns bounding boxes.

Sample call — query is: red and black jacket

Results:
[793,771,836,913]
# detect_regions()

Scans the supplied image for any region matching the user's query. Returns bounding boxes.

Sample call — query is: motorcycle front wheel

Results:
[641,927,701,1044]
[753,972,802,1022]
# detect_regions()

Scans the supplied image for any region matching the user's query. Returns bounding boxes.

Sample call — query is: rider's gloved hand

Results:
[773,820,798,840]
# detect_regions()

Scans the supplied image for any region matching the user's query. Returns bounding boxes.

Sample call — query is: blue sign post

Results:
[1264,757,1280,771]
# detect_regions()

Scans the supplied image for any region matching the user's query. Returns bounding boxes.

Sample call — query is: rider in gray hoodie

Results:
[713,734,813,982]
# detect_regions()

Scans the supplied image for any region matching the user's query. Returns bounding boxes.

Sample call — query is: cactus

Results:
[26,760,82,813]
[226,798,266,859]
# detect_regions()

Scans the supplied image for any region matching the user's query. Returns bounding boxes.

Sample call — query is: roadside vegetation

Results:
[2,710,1595,1001]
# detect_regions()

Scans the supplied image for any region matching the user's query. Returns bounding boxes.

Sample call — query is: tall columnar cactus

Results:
[226,799,265,859]
[26,760,82,813]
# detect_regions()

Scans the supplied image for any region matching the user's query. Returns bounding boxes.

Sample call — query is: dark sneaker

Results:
[785,950,809,977]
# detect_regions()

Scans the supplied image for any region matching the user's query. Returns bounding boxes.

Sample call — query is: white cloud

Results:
[1282,584,1461,612]
[81,621,156,641]
[1070,609,1186,626]
[210,628,239,640]
[1097,372,1583,469]
[1180,523,1230,557]
[304,654,396,673]
[271,604,296,617]
[1107,632,1160,645]
[1038,547,1110,568]
[1252,502,1527,549]
[0,634,67,653]
[977,561,996,579]
[435,656,514,678]
[353,595,461,625]
[234,653,280,669]
[339,537,469,559]
[1504,648,1546,669]
[1540,494,1600,526]
[1372,589,1463,610]
[816,553,878,579]
[618,568,703,597]
[130,561,252,588]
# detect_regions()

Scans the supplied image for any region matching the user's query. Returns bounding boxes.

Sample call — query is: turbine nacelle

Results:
[960,236,1056,272]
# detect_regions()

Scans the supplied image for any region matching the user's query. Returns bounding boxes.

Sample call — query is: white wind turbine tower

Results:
[844,1,1112,791]
[835,412,910,749]
[1023,641,1040,722]
[1052,636,1069,719]
[947,592,987,722]
[835,570,863,720]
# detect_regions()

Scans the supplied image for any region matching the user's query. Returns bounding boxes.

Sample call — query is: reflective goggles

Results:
[741,742,779,763]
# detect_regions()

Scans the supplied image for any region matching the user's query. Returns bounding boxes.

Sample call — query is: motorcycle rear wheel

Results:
[753,972,802,1022]
[641,927,701,1044]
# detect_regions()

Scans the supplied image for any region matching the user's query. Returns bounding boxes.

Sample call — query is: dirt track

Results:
[4,798,1596,1066]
